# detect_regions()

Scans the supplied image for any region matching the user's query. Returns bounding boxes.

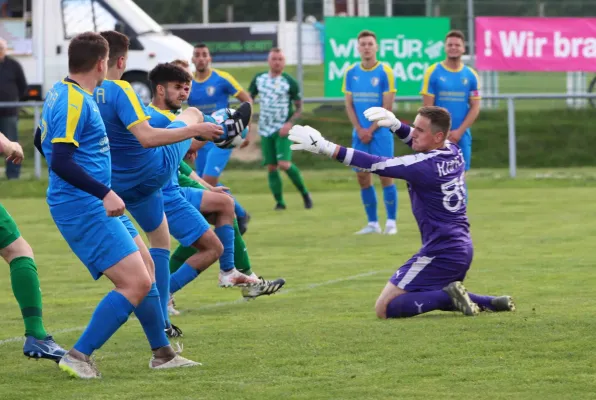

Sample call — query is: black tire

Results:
[588,75,596,108]
[122,71,152,105]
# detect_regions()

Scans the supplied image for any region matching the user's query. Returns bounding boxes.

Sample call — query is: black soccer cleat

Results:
[242,277,286,300]
[274,203,286,211]
[218,102,252,143]
[237,212,251,236]
[165,323,183,339]
[302,193,313,209]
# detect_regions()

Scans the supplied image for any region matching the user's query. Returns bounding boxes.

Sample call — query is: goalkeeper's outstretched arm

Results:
[363,107,413,148]
[288,125,420,181]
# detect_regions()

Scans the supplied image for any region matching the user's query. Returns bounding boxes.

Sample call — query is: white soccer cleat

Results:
[354,223,382,235]
[167,295,180,316]
[149,354,201,369]
[443,281,480,316]
[58,352,101,379]
[384,221,398,235]
[219,268,260,288]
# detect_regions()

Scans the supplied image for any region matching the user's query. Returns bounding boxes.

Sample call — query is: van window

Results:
[61,0,117,39]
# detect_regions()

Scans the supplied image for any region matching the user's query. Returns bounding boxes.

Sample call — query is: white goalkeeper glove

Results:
[363,107,401,131]
[289,125,337,157]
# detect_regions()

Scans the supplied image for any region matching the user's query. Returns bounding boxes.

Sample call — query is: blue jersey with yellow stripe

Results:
[420,62,480,132]
[93,79,153,187]
[342,61,396,131]
[41,79,110,207]
[187,68,243,114]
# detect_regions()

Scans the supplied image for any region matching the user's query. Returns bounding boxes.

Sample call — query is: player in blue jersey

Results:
[289,105,515,319]
[147,64,285,318]
[343,30,398,236]
[0,133,66,363]
[420,30,481,172]
[36,32,198,379]
[189,43,251,233]
[94,31,252,336]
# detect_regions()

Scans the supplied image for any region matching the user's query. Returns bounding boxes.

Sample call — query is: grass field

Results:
[1,170,596,399]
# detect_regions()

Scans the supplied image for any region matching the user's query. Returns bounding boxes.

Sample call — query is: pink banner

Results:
[475,17,596,71]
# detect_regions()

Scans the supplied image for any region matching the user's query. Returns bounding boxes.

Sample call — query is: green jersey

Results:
[248,71,301,137]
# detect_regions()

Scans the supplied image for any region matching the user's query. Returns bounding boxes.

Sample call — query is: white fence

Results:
[3,92,596,180]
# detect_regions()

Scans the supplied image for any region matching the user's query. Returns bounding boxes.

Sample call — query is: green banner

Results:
[324,17,450,97]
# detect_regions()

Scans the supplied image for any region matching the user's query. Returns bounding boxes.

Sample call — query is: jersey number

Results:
[441,173,466,212]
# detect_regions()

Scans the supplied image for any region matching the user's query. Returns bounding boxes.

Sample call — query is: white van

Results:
[2,0,194,104]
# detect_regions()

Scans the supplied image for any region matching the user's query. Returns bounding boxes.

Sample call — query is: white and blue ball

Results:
[211,108,249,149]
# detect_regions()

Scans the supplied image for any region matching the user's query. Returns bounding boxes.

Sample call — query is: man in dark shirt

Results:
[0,37,27,179]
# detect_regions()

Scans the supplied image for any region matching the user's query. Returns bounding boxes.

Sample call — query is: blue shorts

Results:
[50,200,139,280]
[163,187,210,247]
[351,129,394,172]
[389,245,473,292]
[195,142,232,178]
[458,130,472,171]
[119,215,139,239]
[112,121,191,233]
[180,186,205,210]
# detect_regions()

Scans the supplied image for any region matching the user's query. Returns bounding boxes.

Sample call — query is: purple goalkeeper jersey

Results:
[337,130,471,252]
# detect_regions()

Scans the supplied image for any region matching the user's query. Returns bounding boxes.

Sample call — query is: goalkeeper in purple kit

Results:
[289,105,515,319]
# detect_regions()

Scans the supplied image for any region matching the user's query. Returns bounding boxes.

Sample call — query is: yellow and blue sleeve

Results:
[51,85,85,147]
[420,63,438,97]
[381,63,397,94]
[342,64,356,94]
[216,70,244,97]
[468,67,481,99]
[113,80,151,129]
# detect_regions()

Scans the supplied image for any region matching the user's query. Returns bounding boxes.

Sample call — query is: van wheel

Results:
[123,72,152,105]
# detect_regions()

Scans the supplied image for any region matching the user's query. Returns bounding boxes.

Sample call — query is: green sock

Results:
[268,170,285,205]
[285,164,308,195]
[10,257,47,340]
[233,218,252,276]
[170,245,197,274]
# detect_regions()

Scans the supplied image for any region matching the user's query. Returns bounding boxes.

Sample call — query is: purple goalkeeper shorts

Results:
[389,245,474,292]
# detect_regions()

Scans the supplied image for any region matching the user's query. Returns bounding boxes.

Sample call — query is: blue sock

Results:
[215,224,235,271]
[217,183,247,218]
[170,263,199,294]
[150,248,170,327]
[383,184,398,220]
[360,186,378,223]
[74,291,134,355]
[134,283,169,350]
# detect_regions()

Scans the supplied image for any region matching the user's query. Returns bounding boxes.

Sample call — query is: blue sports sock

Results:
[170,263,200,294]
[216,183,247,218]
[150,248,171,327]
[385,291,454,318]
[215,224,235,272]
[360,186,378,223]
[134,283,170,350]
[74,290,134,355]
[383,184,398,221]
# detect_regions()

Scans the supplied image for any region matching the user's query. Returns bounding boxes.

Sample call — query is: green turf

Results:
[1,169,596,399]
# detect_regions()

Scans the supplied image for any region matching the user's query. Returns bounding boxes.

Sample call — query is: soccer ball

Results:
[211,108,249,149]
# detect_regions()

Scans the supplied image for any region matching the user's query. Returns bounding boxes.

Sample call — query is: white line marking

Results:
[0,269,391,346]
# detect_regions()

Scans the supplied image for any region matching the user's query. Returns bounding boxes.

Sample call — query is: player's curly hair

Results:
[148,63,192,94]
[417,106,452,135]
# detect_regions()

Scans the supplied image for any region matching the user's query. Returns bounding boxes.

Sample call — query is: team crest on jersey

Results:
[371,77,379,87]
[461,77,469,86]
[206,86,216,96]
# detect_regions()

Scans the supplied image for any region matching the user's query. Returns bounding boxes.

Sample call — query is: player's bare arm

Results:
[0,132,24,164]
[448,98,480,143]
[279,99,303,136]
[422,94,435,107]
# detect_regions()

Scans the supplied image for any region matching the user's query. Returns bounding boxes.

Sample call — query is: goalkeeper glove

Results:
[289,125,337,157]
[363,107,402,132]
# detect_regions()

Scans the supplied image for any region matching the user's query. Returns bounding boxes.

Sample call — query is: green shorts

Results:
[0,203,21,249]
[178,173,206,190]
[260,133,293,166]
